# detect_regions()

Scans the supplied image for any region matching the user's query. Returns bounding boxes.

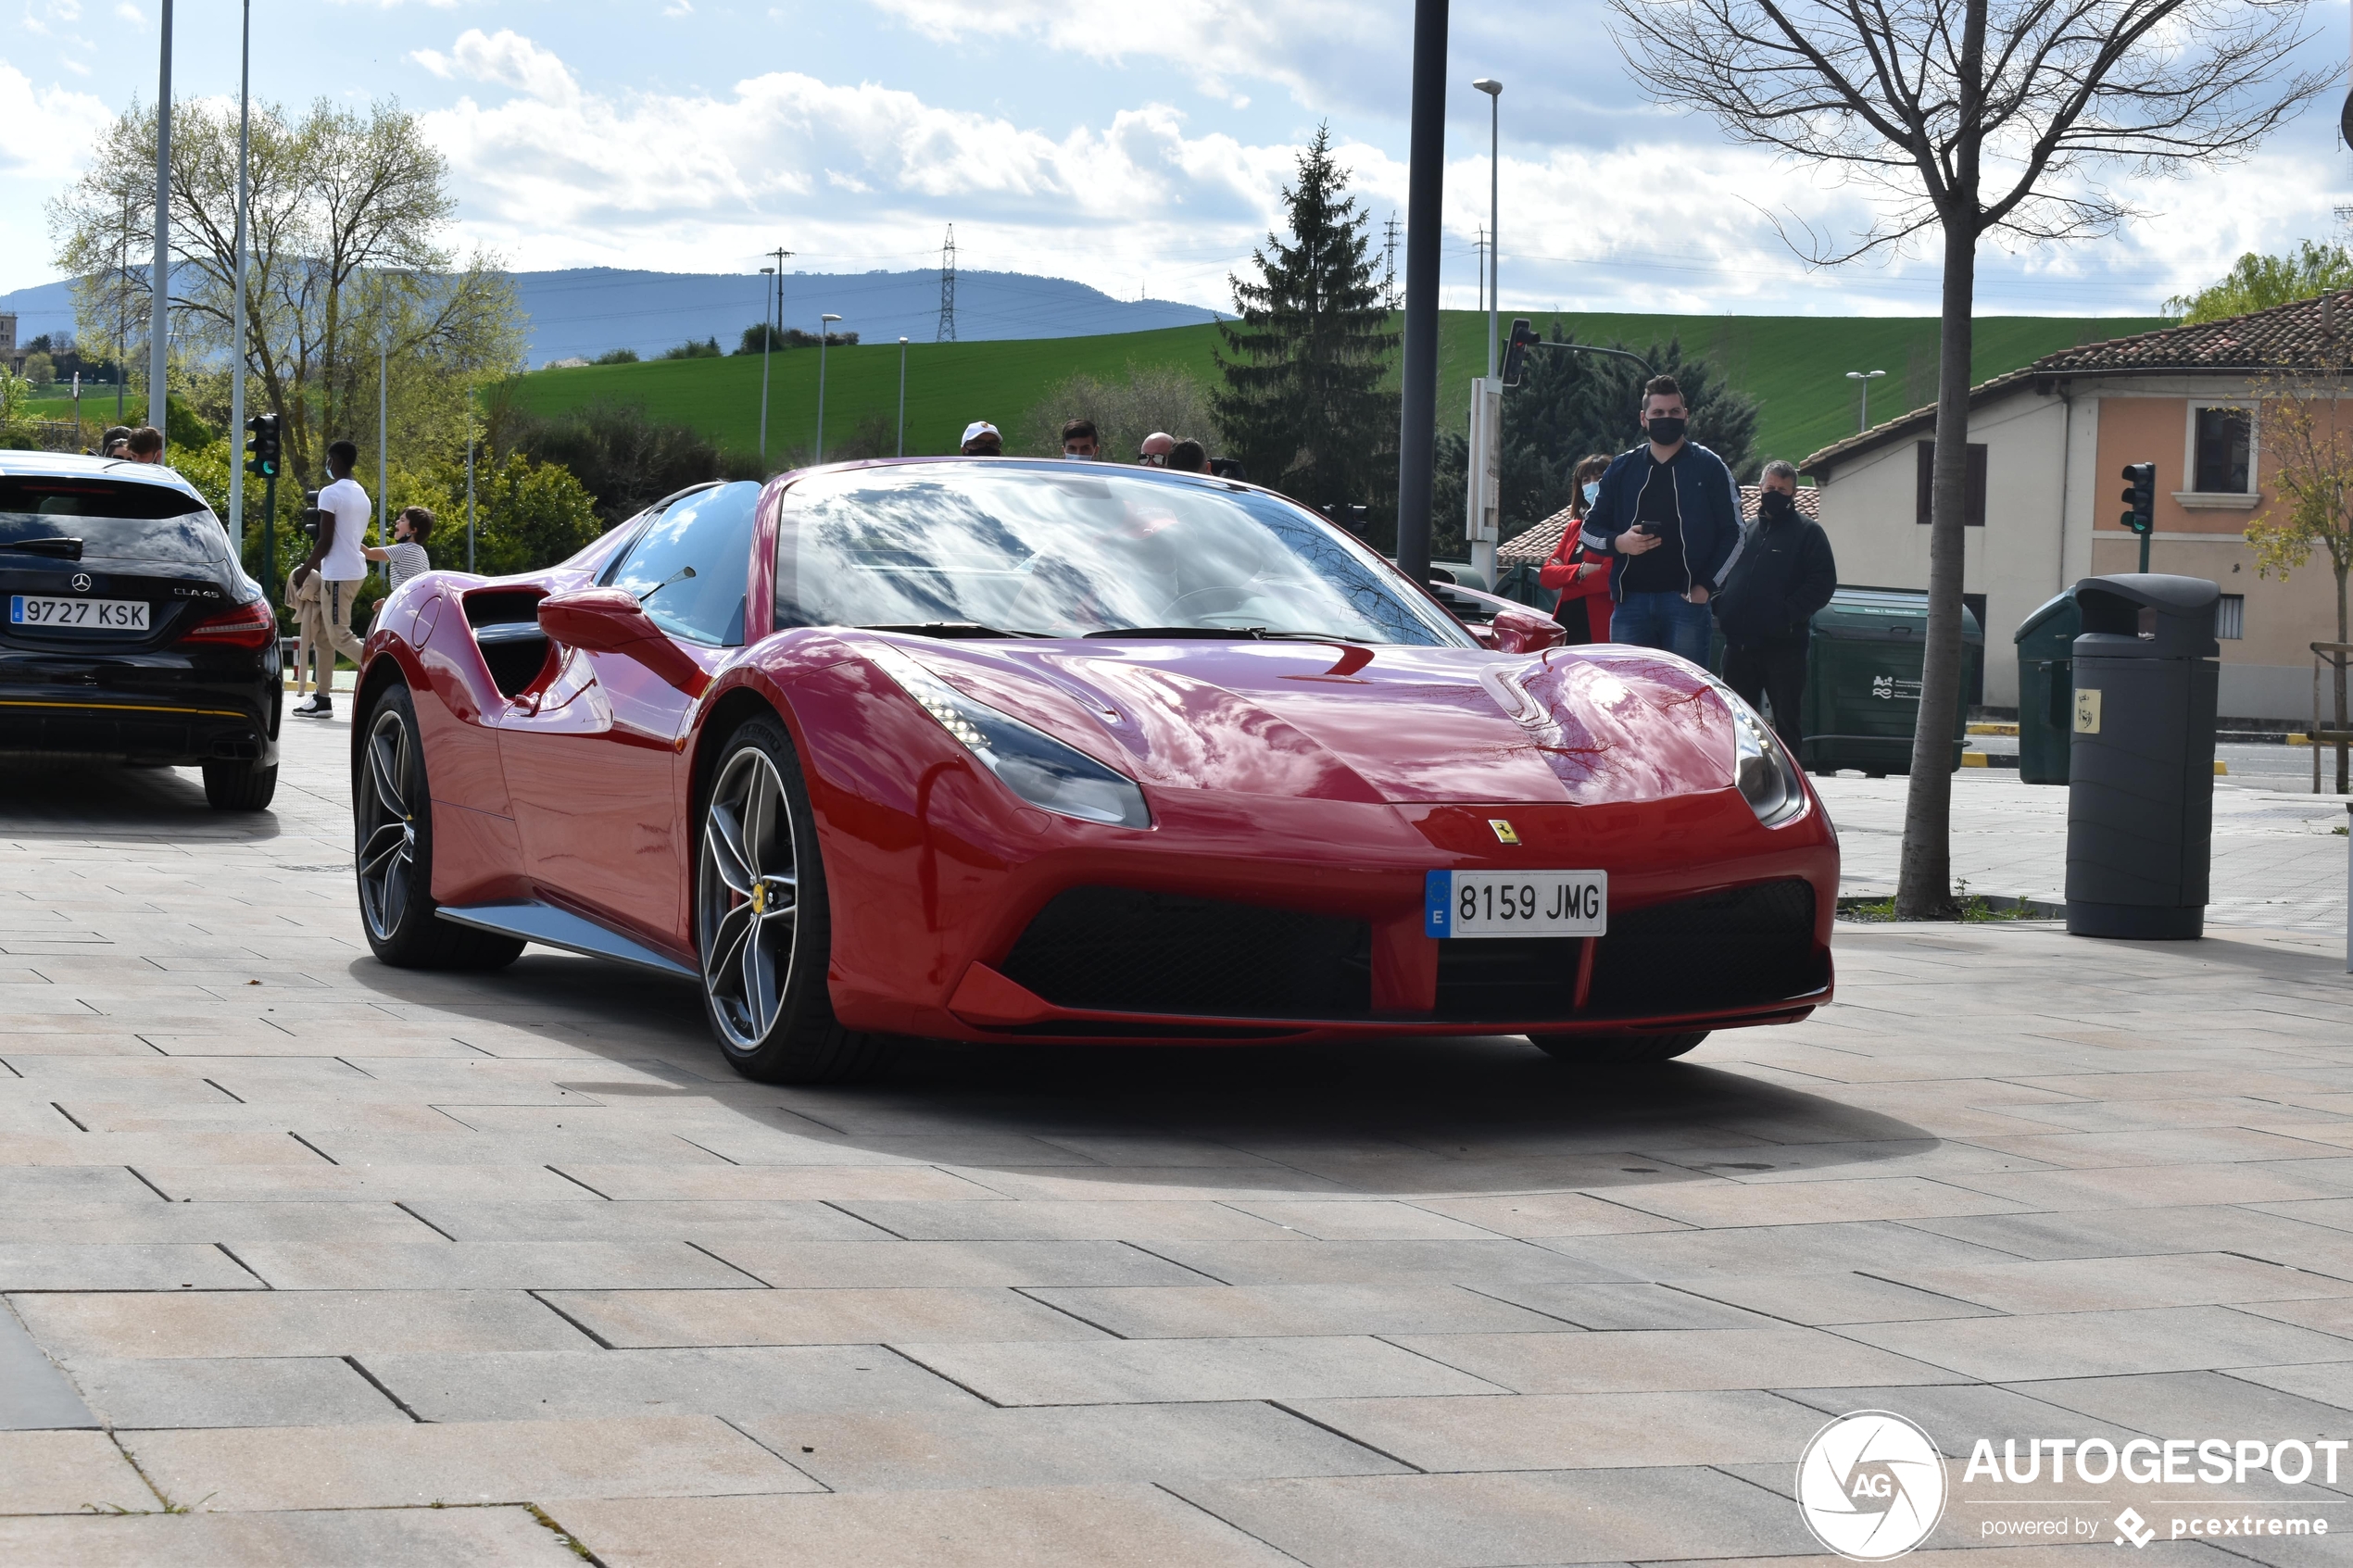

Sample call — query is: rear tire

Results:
[202,759,278,810]
[355,684,523,972]
[1529,1031,1709,1066]
[694,716,889,1084]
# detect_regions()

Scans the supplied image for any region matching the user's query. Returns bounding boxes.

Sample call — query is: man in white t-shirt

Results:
[288,440,371,718]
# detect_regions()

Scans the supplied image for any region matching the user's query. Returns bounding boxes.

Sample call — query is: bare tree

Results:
[49,97,519,488]
[2249,349,2353,792]
[1610,0,2326,917]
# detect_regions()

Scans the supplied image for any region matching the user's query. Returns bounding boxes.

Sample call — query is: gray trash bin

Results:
[2064,573,2221,940]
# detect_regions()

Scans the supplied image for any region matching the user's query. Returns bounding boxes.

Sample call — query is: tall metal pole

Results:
[227,0,250,554]
[897,336,908,456]
[817,313,840,462]
[757,266,774,466]
[377,340,388,568]
[149,0,173,440]
[1393,0,1450,584]
[465,412,476,573]
[1485,90,1500,381]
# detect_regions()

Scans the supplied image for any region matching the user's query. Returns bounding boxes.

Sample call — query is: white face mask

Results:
[1581,481,1600,505]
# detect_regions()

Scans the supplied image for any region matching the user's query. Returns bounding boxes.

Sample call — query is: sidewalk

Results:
[3,719,2352,1566]
[1820,768,2351,934]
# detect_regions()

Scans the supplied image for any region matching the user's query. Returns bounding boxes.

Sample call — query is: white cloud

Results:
[412,29,577,105]
[414,33,1325,300]
[0,63,107,180]
[865,0,1392,113]
[111,1,138,20]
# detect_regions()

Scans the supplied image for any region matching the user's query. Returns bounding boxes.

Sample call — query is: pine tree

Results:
[1211,127,1399,532]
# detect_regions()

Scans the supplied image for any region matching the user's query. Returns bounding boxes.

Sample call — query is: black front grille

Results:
[1585,878,1823,1015]
[1436,938,1581,1020]
[998,886,1372,1019]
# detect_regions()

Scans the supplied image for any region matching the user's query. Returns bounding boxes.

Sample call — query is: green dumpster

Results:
[2012,588,2081,785]
[1799,587,1982,776]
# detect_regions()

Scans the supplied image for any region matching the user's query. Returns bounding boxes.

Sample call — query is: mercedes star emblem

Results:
[70,573,92,593]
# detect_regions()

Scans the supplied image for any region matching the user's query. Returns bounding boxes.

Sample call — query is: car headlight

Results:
[866,644,1151,829]
[1718,684,1806,828]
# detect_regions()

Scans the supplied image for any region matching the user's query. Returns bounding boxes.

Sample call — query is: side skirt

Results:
[435,901,697,981]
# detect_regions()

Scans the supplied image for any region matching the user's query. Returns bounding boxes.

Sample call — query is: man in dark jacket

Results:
[1577,374,1743,664]
[1713,459,1837,750]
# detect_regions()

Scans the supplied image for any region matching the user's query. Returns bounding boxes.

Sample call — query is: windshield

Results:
[0,477,226,566]
[774,462,1470,646]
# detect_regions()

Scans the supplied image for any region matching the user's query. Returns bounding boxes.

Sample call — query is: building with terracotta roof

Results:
[1801,295,2351,720]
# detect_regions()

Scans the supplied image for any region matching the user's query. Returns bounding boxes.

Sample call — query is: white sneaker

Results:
[291,695,332,718]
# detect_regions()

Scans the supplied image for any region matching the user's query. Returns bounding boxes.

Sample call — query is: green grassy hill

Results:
[36,307,2162,470]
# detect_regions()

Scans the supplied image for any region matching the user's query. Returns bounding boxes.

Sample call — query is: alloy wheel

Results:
[358,708,418,940]
[698,745,800,1048]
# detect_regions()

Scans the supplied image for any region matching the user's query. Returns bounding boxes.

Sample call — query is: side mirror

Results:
[537,587,711,698]
[1490,605,1567,655]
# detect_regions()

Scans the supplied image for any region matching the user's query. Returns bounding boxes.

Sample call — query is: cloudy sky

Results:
[4,0,2348,317]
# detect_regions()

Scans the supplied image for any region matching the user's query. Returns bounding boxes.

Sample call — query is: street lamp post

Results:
[150,0,173,440]
[1473,79,1501,381]
[1846,369,1886,432]
[817,313,841,462]
[1467,76,1504,589]
[226,0,250,554]
[758,266,775,467]
[897,336,909,457]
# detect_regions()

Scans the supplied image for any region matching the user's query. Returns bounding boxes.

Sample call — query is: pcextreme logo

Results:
[1797,1411,1949,1561]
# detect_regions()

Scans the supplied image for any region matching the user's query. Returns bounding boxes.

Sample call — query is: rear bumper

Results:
[0,669,280,768]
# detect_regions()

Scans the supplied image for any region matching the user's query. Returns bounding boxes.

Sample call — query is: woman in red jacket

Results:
[1541,453,1616,643]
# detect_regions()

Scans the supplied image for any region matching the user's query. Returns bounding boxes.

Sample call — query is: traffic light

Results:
[2120,461,2156,534]
[244,412,280,479]
[1500,318,1541,387]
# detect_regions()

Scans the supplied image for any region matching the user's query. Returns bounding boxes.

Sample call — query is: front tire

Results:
[355,684,523,971]
[202,759,278,810]
[695,717,887,1084]
[1529,1031,1708,1066]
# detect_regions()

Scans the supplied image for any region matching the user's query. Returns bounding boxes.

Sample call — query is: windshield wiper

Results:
[1083,626,1367,644]
[858,621,1048,639]
[1,537,83,560]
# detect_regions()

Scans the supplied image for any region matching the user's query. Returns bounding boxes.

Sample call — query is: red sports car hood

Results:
[891,638,1737,807]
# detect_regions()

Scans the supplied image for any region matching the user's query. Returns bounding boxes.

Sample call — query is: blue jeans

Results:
[1611,590,1712,664]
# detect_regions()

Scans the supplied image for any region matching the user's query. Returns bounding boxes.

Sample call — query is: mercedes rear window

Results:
[0,478,226,565]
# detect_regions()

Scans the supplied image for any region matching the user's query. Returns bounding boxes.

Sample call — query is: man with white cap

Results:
[960,421,1002,457]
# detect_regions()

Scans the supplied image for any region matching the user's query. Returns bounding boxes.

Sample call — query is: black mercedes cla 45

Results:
[1,453,281,810]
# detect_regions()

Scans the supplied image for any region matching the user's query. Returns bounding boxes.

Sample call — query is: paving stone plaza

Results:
[2,718,2351,1566]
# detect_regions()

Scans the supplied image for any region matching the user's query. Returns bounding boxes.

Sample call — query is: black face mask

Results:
[1759,489,1795,520]
[1646,416,1687,446]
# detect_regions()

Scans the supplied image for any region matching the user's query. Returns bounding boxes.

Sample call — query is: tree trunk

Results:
[1895,214,1979,919]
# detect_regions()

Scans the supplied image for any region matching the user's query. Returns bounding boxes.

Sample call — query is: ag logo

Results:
[1796,1411,1947,1561]
[71,573,92,593]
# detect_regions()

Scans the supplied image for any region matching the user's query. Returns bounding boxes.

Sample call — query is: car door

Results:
[497,483,762,950]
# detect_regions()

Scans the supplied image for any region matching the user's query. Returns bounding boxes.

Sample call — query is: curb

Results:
[1837,893,2068,921]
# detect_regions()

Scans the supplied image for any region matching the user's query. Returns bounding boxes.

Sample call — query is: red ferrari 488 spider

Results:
[351,459,1836,1082]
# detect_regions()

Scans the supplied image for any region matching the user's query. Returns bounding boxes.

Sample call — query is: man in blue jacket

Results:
[1577,375,1743,664]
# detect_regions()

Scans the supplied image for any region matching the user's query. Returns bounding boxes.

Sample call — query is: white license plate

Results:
[9,595,149,630]
[1426,870,1607,939]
